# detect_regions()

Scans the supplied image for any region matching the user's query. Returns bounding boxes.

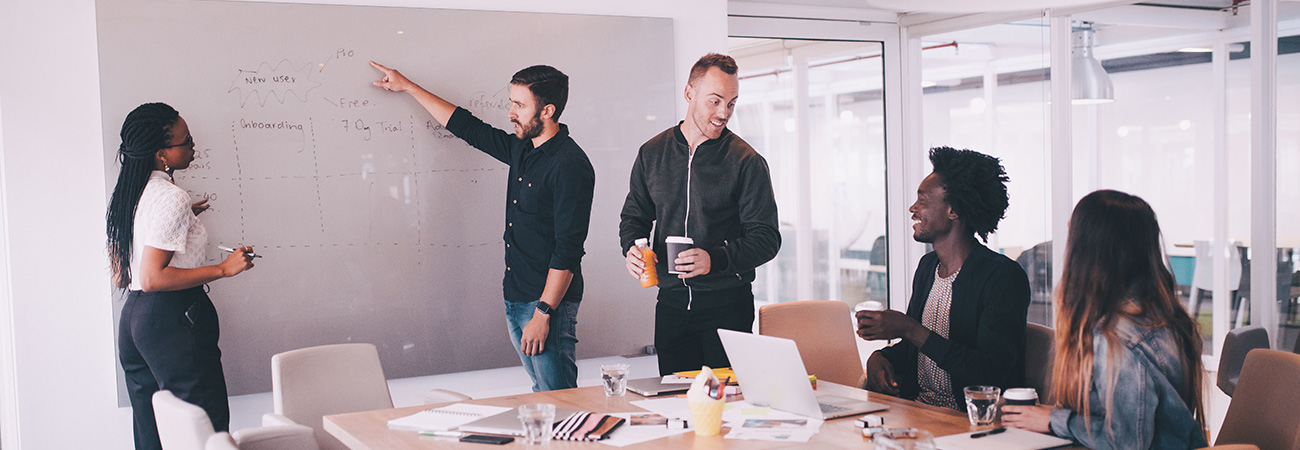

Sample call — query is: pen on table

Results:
[419,430,466,438]
[218,246,262,258]
[970,427,1006,438]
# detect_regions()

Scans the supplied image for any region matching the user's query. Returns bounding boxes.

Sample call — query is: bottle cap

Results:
[635,238,649,247]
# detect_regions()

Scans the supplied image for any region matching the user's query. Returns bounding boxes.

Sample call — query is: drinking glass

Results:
[517,403,555,445]
[963,385,1001,427]
[600,363,630,397]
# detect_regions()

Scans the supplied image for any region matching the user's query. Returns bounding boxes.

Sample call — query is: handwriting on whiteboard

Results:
[228,59,321,107]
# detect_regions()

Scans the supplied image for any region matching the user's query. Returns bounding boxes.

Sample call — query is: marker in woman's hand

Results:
[218,246,262,258]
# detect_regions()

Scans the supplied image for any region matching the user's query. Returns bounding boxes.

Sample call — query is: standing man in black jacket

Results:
[619,53,781,375]
[371,62,594,392]
[856,147,1030,410]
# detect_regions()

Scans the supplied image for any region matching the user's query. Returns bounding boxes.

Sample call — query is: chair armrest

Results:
[424,388,472,405]
[233,422,319,450]
[261,413,299,428]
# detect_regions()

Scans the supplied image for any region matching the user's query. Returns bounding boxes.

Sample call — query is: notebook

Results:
[386,403,512,431]
[934,427,1074,450]
[717,329,890,420]
[626,377,691,396]
[458,406,580,437]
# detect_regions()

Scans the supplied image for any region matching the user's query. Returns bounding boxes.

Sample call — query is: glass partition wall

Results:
[913,11,1300,354]
[920,17,1055,326]
[730,39,889,309]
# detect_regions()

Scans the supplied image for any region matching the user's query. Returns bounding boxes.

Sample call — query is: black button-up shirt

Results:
[445,107,595,303]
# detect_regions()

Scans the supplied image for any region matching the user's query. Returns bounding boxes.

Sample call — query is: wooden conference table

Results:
[324,381,1082,449]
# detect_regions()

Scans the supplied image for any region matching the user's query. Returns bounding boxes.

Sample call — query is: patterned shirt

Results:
[916,265,960,410]
[129,171,207,291]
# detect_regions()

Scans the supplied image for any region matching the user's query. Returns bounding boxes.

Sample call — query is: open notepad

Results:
[386,403,513,432]
[934,427,1073,450]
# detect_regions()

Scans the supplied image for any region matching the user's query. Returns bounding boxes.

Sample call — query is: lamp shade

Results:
[1071,28,1114,104]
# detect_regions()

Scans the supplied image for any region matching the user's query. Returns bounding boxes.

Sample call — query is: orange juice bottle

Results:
[635,238,658,287]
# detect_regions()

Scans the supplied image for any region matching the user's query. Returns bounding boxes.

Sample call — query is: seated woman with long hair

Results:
[1003,190,1207,449]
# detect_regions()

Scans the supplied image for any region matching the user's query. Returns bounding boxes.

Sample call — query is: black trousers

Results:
[654,285,755,375]
[119,286,229,450]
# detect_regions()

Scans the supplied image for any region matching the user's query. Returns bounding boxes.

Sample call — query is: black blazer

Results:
[877,243,1031,404]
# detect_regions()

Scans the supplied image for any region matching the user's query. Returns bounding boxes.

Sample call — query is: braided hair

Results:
[107,102,179,288]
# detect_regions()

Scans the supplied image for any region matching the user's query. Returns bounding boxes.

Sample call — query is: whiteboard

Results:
[98,0,674,395]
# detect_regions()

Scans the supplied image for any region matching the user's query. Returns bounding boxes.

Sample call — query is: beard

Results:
[513,110,544,140]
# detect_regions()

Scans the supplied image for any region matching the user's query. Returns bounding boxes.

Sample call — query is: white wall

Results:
[0,1,724,449]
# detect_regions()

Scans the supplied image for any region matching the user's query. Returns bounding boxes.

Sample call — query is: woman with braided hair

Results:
[107,102,255,450]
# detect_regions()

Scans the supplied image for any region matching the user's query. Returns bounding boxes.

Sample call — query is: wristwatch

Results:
[535,301,553,315]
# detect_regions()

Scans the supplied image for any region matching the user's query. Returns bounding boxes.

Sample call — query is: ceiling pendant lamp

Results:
[1072,24,1114,105]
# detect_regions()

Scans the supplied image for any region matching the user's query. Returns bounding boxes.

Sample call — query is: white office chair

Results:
[424,388,473,405]
[205,433,240,450]
[272,343,393,450]
[153,390,213,450]
[154,390,319,450]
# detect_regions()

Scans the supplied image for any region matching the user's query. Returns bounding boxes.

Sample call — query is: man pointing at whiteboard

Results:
[371,61,594,392]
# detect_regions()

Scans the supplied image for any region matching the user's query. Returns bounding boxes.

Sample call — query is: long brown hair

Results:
[1051,190,1204,433]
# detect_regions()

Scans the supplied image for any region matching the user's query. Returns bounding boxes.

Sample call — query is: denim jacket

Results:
[1049,317,1207,449]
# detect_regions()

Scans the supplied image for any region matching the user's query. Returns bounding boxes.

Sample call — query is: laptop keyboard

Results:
[819,403,850,414]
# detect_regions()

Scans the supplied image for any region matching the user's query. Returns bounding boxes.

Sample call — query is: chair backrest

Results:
[757,301,863,387]
[1024,323,1056,404]
[272,343,393,450]
[1216,349,1300,450]
[1217,325,1270,397]
[153,390,215,450]
[205,433,240,450]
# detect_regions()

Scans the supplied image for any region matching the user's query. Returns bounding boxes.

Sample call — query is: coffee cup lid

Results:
[1004,388,1038,399]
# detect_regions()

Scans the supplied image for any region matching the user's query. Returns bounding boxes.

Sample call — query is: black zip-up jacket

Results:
[619,124,780,310]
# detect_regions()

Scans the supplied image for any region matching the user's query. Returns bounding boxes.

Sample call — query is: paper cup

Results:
[665,236,694,274]
[687,398,725,436]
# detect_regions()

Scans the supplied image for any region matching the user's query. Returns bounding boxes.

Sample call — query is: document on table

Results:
[661,375,693,384]
[595,412,692,447]
[718,401,823,442]
[724,418,820,442]
[629,399,822,443]
[934,427,1073,450]
[386,403,512,431]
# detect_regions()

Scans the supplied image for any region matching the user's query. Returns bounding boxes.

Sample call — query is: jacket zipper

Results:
[684,148,694,310]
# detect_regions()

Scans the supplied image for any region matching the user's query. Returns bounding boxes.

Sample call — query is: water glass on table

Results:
[601,363,630,397]
[963,385,1001,427]
[517,403,555,445]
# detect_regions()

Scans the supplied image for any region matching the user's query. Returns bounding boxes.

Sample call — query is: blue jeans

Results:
[505,300,579,392]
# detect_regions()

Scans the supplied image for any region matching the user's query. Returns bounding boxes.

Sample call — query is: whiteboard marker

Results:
[218,246,262,258]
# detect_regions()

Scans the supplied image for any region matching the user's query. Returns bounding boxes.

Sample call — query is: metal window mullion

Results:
[1249,0,1279,342]
[1050,12,1074,297]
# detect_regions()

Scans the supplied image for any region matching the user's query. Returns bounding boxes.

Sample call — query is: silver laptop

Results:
[626,377,691,396]
[457,407,579,436]
[718,329,889,420]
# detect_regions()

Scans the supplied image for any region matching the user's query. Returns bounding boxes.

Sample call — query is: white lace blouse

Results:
[128,171,208,291]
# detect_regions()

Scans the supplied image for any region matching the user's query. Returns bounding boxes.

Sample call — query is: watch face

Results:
[536,302,552,314]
